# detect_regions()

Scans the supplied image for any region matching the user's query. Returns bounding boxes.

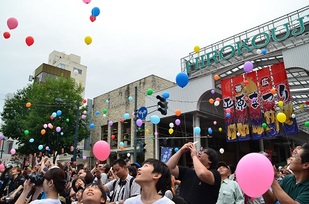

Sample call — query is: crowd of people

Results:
[0,142,308,204]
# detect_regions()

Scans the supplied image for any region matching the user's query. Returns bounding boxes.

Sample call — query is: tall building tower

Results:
[47,51,87,98]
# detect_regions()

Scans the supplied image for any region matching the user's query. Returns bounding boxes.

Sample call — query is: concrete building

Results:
[90,75,174,164]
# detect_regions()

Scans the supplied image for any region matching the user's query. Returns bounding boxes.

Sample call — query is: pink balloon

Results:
[175,119,181,126]
[7,17,18,30]
[0,164,4,171]
[93,140,110,161]
[10,148,16,155]
[236,153,274,198]
[83,0,91,4]
[136,119,143,127]
[226,108,231,113]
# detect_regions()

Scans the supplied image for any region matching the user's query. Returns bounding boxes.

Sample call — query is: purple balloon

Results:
[136,119,143,127]
[243,61,254,72]
[211,89,215,94]
[175,119,181,126]
[56,127,61,133]
[81,114,86,119]
[0,134,3,140]
[108,121,113,126]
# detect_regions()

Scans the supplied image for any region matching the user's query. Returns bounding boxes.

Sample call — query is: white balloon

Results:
[256,49,262,54]
[214,100,220,106]
[127,153,131,157]
[169,122,174,128]
[73,69,79,76]
[291,113,296,118]
[219,148,224,154]
[237,132,241,136]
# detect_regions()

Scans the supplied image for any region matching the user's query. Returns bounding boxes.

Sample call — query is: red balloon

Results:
[83,99,87,104]
[25,36,34,46]
[90,15,96,22]
[111,135,115,140]
[3,32,10,39]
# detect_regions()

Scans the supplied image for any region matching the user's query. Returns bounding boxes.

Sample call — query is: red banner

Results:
[221,78,237,142]
[271,62,298,135]
[244,71,264,140]
[232,74,250,141]
[257,67,279,137]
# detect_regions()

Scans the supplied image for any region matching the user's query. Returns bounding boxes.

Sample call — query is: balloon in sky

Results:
[84,36,92,45]
[3,32,10,39]
[7,17,18,30]
[25,36,34,46]
[91,7,100,17]
[83,0,91,4]
[90,15,96,22]
[176,72,189,88]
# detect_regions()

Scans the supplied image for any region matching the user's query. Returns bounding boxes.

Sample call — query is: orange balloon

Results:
[120,146,125,150]
[41,129,46,135]
[214,75,220,81]
[26,102,31,108]
[175,109,182,117]
[209,98,214,104]
[270,88,276,94]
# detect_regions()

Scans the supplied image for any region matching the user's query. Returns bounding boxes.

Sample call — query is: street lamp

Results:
[55,98,80,162]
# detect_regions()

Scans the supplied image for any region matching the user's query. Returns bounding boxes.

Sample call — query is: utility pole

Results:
[72,102,80,162]
[133,86,138,162]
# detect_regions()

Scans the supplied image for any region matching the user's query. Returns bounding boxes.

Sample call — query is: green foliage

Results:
[0,77,90,159]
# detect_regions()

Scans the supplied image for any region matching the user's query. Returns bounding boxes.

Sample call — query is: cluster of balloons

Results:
[3,17,35,46]
[256,48,267,55]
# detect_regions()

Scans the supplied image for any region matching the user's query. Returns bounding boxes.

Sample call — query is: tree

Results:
[0,77,90,164]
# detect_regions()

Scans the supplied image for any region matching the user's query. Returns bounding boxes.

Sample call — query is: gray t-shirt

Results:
[30,199,61,204]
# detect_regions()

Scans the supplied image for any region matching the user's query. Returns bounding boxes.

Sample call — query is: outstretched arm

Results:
[166,142,190,178]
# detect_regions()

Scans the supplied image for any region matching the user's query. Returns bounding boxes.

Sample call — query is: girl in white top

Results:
[124,158,174,204]
[15,166,66,204]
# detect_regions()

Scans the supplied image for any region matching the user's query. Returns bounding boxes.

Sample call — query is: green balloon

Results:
[151,136,155,140]
[66,118,70,122]
[24,130,29,135]
[147,88,153,95]
[103,108,108,114]
[305,121,309,127]
[262,123,267,128]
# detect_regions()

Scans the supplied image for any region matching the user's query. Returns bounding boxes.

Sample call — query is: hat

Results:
[131,162,141,168]
[217,161,231,171]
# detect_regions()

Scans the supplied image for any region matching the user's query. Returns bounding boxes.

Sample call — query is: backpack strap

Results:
[109,180,118,201]
[128,177,135,197]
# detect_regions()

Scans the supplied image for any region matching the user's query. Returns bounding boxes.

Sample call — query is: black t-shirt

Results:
[177,166,221,204]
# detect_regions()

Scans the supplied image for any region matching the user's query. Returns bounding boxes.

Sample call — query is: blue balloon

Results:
[29,138,34,143]
[162,92,170,99]
[60,132,64,136]
[226,112,231,118]
[52,112,57,118]
[38,145,43,150]
[124,113,130,120]
[95,111,100,116]
[261,48,267,55]
[56,110,62,116]
[174,147,179,152]
[150,115,160,125]
[119,142,125,147]
[105,99,109,103]
[176,72,189,88]
[90,123,95,129]
[91,7,100,17]
[194,127,201,134]
[128,96,133,101]
[208,127,213,134]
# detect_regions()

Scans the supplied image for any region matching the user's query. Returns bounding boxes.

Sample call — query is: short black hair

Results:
[112,159,127,167]
[202,148,218,169]
[142,158,171,195]
[44,167,66,194]
[84,183,107,204]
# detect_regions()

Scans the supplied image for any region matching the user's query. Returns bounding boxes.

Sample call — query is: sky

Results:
[0,0,308,118]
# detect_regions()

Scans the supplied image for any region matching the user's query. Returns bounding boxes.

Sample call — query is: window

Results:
[57,63,66,69]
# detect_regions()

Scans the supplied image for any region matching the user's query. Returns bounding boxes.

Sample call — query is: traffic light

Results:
[156,95,168,115]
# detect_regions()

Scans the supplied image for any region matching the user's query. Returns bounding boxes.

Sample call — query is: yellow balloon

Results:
[169,128,174,135]
[84,36,92,45]
[218,127,222,132]
[278,101,284,107]
[300,104,304,109]
[277,112,286,123]
[194,46,200,53]
[145,129,149,133]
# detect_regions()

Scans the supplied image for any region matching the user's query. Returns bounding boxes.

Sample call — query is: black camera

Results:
[26,173,44,186]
